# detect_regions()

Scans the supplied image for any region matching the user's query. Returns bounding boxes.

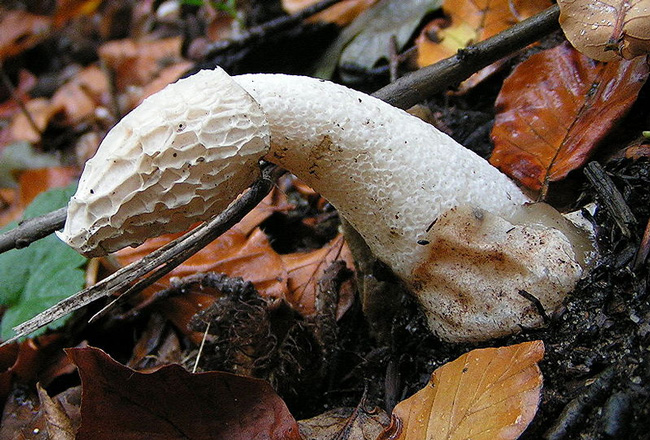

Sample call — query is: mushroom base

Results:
[409,205,584,342]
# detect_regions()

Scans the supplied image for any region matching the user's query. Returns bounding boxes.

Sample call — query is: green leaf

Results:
[0,184,85,341]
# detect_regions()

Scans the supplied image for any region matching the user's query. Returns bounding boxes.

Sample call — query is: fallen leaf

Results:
[53,0,103,28]
[378,341,544,440]
[9,98,63,143]
[282,233,355,317]
[298,406,390,439]
[417,0,551,66]
[559,0,650,62]
[0,166,77,232]
[415,0,551,90]
[68,346,302,440]
[98,37,186,91]
[36,384,75,440]
[50,65,110,124]
[490,43,649,193]
[283,0,379,26]
[115,189,292,301]
[0,9,51,61]
[0,385,46,439]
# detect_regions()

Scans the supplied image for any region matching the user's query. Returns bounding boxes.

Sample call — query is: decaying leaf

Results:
[298,406,390,439]
[98,37,188,91]
[490,43,649,193]
[36,383,76,440]
[68,346,302,440]
[559,0,650,61]
[416,0,551,67]
[378,341,544,440]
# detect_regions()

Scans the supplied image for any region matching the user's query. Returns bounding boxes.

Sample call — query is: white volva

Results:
[59,68,589,342]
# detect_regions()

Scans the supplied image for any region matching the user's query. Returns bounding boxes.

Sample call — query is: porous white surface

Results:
[234,74,531,277]
[59,69,270,256]
[410,205,582,342]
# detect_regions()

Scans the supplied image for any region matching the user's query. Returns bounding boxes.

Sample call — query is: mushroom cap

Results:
[58,68,270,257]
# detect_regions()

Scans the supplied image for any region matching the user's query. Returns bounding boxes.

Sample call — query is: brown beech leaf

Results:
[115,189,292,301]
[490,42,649,193]
[378,341,544,440]
[67,346,302,440]
[282,233,355,317]
[559,0,650,62]
[416,0,551,81]
[0,167,78,227]
[98,37,186,91]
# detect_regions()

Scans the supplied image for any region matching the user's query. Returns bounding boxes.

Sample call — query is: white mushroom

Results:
[58,68,593,342]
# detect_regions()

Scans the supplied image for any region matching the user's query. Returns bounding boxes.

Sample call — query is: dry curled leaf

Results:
[490,43,649,193]
[378,341,544,440]
[559,0,650,61]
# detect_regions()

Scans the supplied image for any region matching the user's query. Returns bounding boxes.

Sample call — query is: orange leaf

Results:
[98,37,186,92]
[282,234,355,317]
[50,65,110,124]
[0,167,78,227]
[490,43,649,193]
[416,0,551,68]
[115,189,292,301]
[379,341,544,440]
[53,0,103,28]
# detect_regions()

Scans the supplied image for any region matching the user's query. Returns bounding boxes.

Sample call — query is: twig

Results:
[0,207,67,253]
[0,62,42,138]
[584,161,637,238]
[203,0,343,59]
[373,4,561,109]
[4,168,275,343]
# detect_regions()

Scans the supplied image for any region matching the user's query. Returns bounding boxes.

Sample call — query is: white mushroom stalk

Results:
[59,68,591,342]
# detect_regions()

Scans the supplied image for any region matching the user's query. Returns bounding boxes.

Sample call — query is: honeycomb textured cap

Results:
[59,68,270,256]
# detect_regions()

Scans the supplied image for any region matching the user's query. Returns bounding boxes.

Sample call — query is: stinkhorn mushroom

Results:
[58,68,593,342]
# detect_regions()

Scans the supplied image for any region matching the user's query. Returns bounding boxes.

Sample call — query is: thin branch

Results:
[203,0,344,58]
[0,62,42,138]
[0,207,67,253]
